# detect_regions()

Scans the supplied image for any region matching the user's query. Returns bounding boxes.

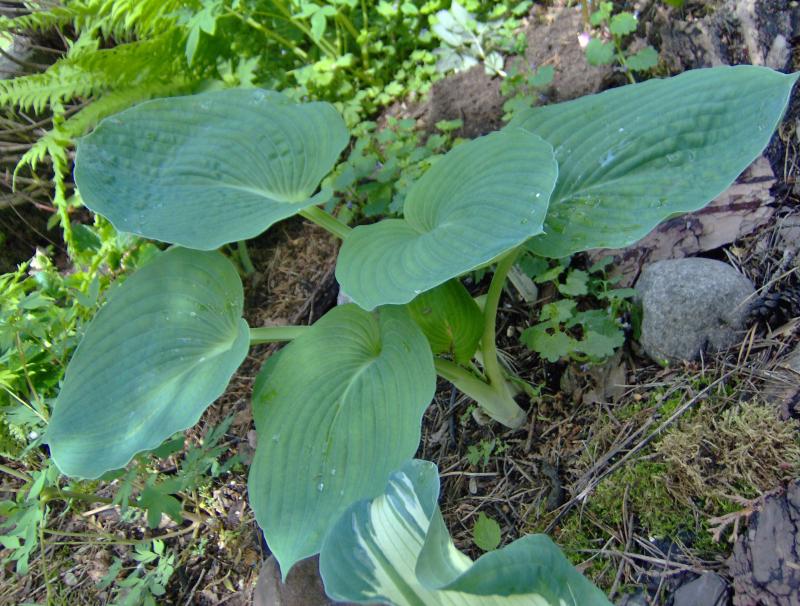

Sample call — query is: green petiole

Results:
[300,206,352,239]
[249,325,311,345]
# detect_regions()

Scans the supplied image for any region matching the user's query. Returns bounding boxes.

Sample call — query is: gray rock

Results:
[635,258,755,363]
[616,589,650,606]
[0,34,33,79]
[254,555,362,606]
[673,573,730,606]
[729,480,800,605]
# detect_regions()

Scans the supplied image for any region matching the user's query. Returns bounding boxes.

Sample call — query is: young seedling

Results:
[44,66,797,603]
[582,2,659,82]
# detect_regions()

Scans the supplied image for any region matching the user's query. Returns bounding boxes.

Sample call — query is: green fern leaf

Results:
[0,33,185,113]
[1,0,193,40]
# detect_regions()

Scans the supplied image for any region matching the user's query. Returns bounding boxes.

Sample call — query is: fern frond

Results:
[14,120,74,253]
[97,0,196,39]
[0,416,25,459]
[0,33,186,113]
[1,0,195,40]
[1,62,95,114]
[59,78,194,140]
[15,131,69,180]
[0,6,77,35]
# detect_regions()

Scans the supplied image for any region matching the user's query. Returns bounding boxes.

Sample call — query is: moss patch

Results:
[535,397,800,592]
[656,399,800,501]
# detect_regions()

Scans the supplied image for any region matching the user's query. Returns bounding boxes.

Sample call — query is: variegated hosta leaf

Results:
[336,129,557,310]
[319,460,612,606]
[509,65,799,257]
[74,89,349,250]
[47,247,249,478]
[248,305,436,575]
[407,280,484,365]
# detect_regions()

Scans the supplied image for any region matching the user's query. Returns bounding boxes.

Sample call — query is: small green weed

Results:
[326,116,463,220]
[430,0,528,76]
[473,512,501,551]
[466,437,507,467]
[500,60,554,121]
[581,2,659,82]
[98,539,176,606]
[520,255,634,363]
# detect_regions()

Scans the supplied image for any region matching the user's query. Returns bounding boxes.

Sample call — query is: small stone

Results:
[673,572,729,606]
[635,258,755,363]
[336,288,353,306]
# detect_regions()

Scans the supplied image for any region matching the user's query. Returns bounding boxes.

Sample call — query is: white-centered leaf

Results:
[74,89,349,250]
[319,460,612,606]
[336,129,557,310]
[248,305,436,575]
[509,65,799,257]
[47,247,249,478]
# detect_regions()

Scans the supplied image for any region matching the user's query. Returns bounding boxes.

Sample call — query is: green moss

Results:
[542,458,728,591]
[539,377,798,593]
[593,462,683,531]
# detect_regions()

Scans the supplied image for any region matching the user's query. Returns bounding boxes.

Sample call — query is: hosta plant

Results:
[45,66,797,604]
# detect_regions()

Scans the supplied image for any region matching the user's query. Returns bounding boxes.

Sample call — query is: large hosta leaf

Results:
[408,280,484,364]
[509,65,799,257]
[47,248,249,478]
[336,129,557,310]
[74,89,349,250]
[248,305,436,574]
[319,460,611,606]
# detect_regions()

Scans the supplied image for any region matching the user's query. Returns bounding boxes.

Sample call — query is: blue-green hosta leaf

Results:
[336,129,557,310]
[74,89,349,250]
[249,305,436,575]
[47,248,249,478]
[408,280,484,364]
[320,460,611,606]
[510,66,799,257]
